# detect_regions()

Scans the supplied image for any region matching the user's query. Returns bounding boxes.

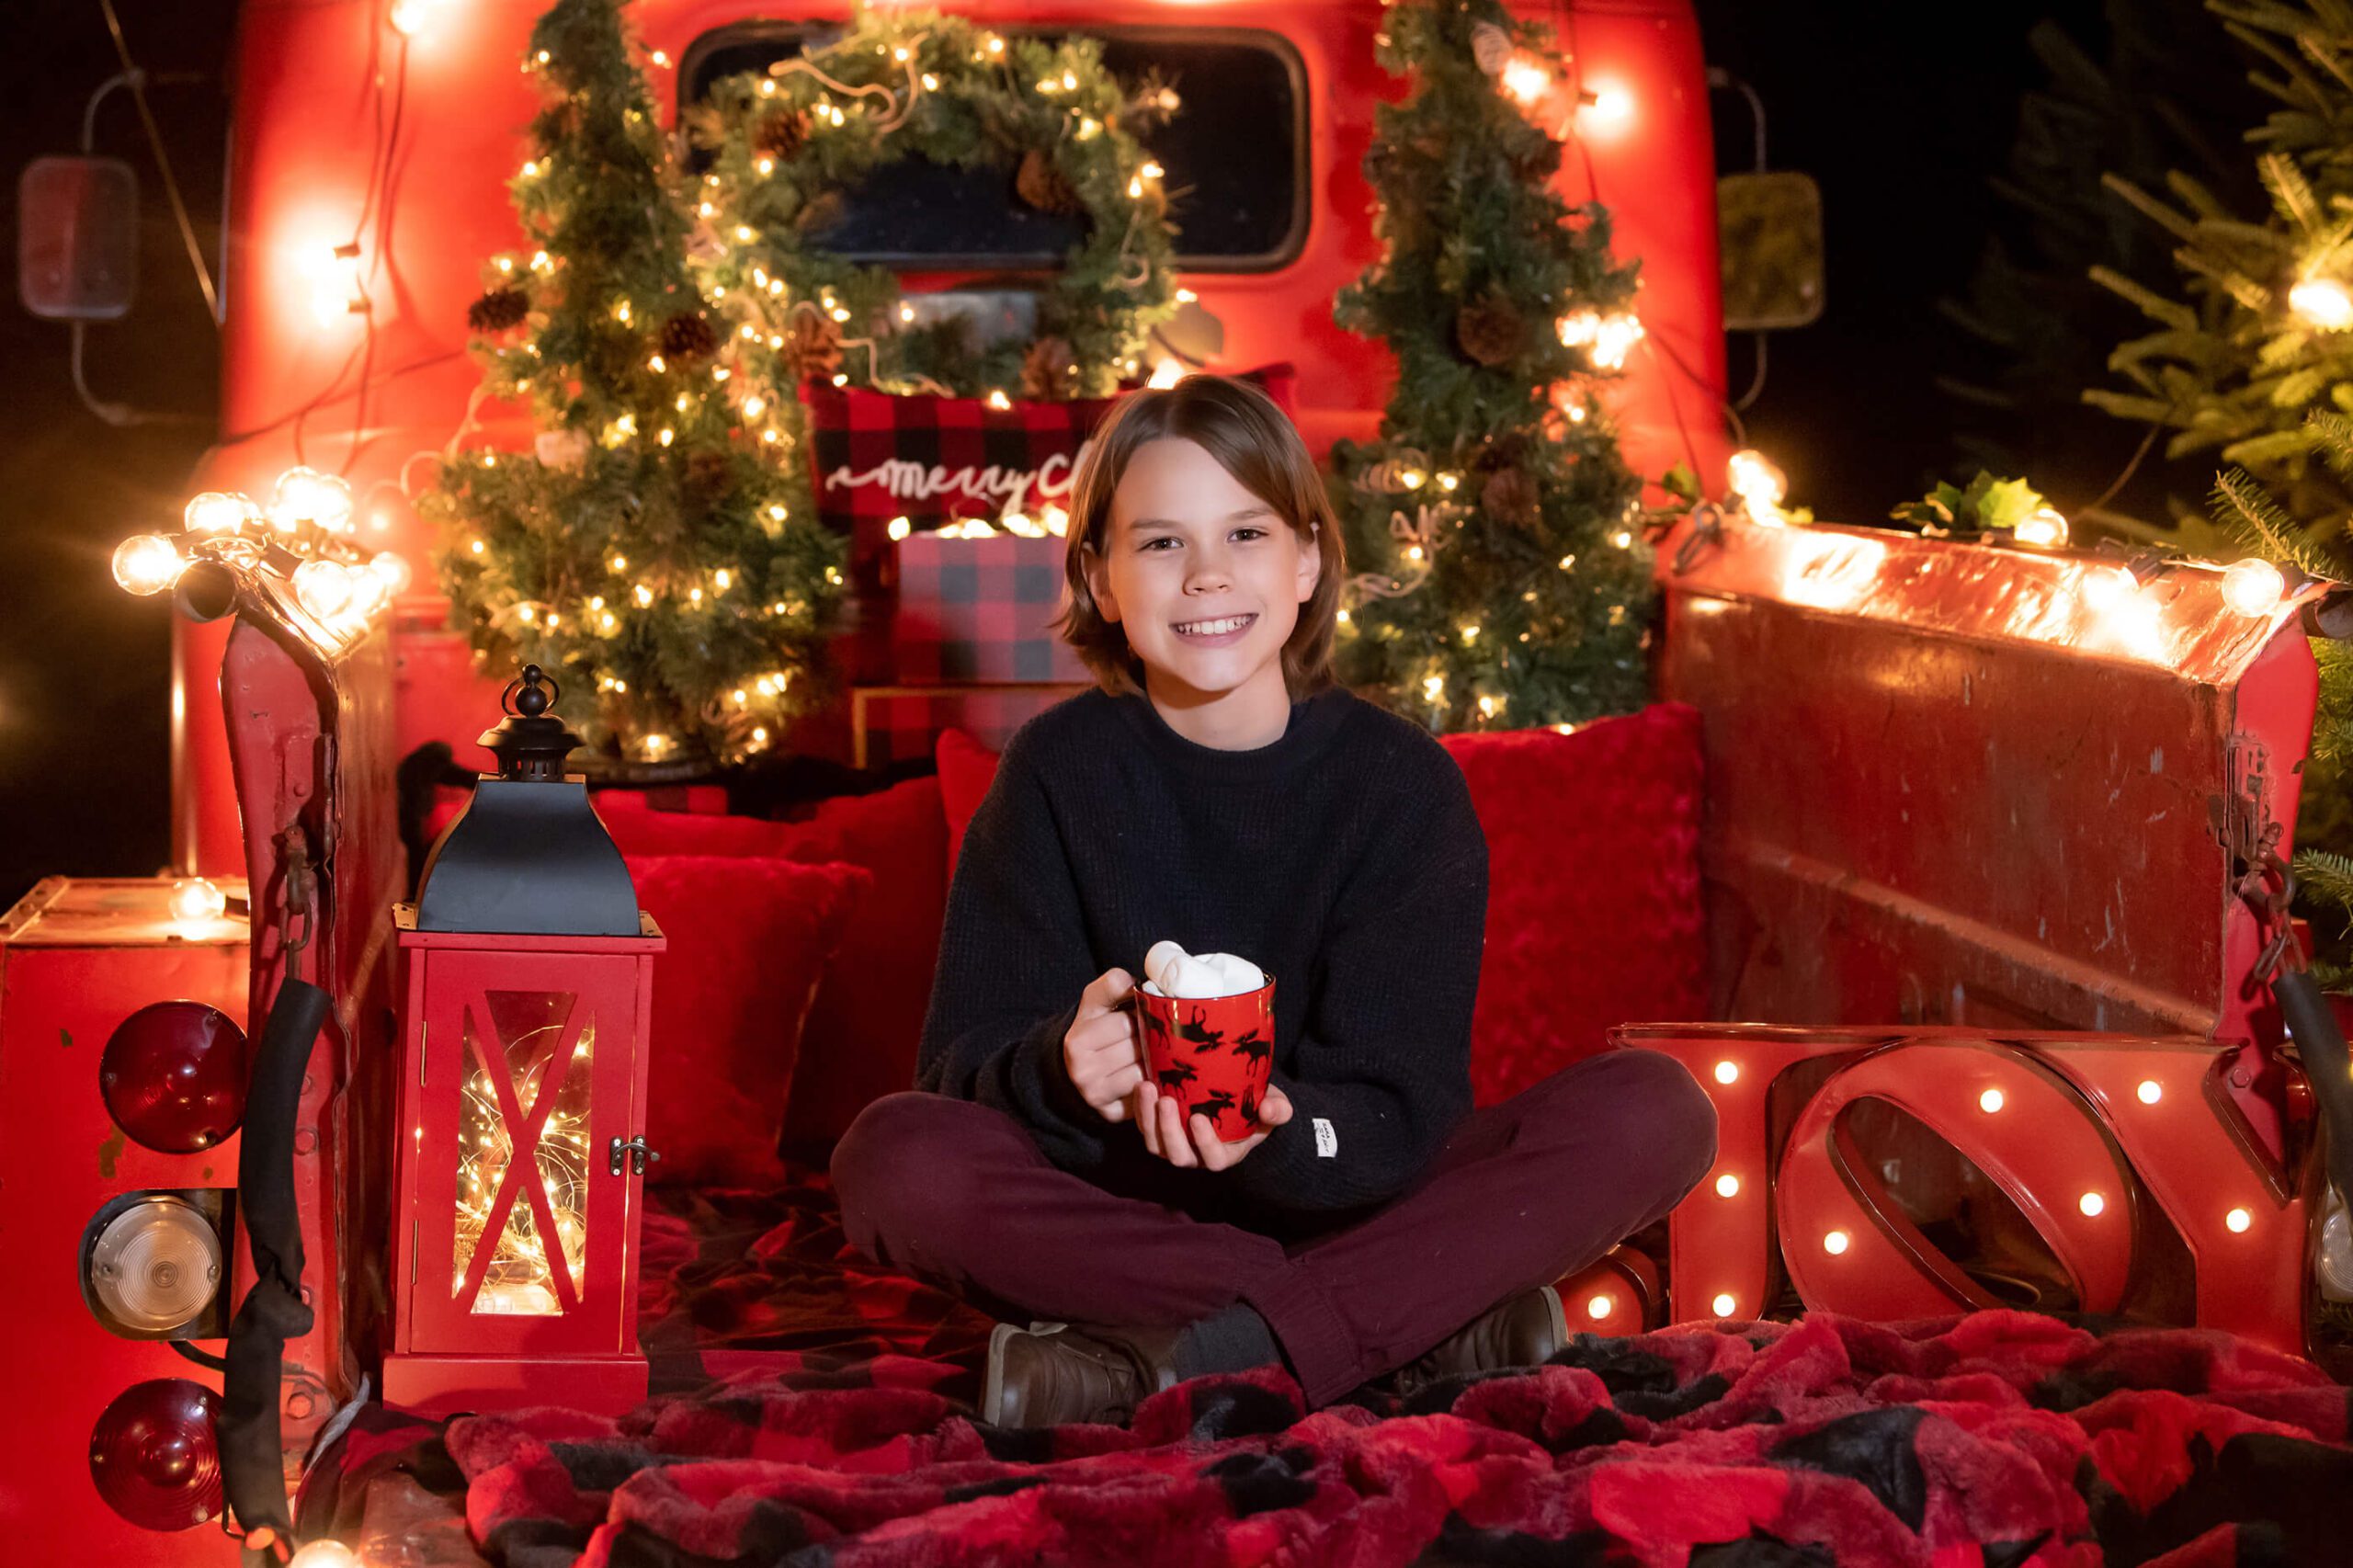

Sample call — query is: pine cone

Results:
[467,288,530,335]
[1455,290,1528,368]
[1020,335,1076,400]
[783,315,844,383]
[794,190,847,236]
[684,448,733,503]
[1482,466,1541,529]
[659,312,719,362]
[1016,148,1082,216]
[753,107,811,161]
[1511,133,1563,182]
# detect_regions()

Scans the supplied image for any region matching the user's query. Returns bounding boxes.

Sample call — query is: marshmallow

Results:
[1142,939,1267,999]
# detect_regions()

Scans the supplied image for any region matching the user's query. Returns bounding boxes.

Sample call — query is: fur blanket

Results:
[299,1175,2353,1567]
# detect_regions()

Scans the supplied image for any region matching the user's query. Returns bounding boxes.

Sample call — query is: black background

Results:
[0,0,2120,906]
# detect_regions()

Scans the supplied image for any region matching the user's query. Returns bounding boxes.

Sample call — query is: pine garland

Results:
[686,8,1181,404]
[418,0,848,770]
[1327,0,1664,731]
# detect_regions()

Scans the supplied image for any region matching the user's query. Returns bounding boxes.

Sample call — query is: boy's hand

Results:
[1134,1081,1294,1170]
[1063,968,1146,1122]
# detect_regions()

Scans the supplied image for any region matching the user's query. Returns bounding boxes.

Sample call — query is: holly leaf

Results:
[1659,461,1699,504]
[1969,472,2045,534]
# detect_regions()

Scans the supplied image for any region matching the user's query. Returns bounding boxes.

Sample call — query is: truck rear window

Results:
[679,25,1305,272]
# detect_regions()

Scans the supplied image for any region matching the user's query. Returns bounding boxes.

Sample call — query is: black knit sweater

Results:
[914,683,1489,1232]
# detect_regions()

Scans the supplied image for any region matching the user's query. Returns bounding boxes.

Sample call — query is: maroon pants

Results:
[832,1048,1715,1408]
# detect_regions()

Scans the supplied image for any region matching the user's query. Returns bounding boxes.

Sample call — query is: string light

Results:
[168,877,227,924]
[1979,1088,2006,1114]
[1711,1292,1736,1317]
[2078,1192,2106,1217]
[2137,1080,2163,1105]
[1727,449,1788,526]
[1502,60,1550,104]
[2221,557,2287,617]
[306,241,367,326]
[2290,278,2353,330]
[1712,1061,1739,1085]
[2226,1208,2253,1233]
[1995,506,2066,548]
[1823,1230,1850,1255]
[112,536,186,596]
[1586,1294,1614,1320]
[1714,1174,1740,1198]
[293,559,356,620]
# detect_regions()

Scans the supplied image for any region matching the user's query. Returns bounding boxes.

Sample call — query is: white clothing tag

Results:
[1313,1117,1337,1157]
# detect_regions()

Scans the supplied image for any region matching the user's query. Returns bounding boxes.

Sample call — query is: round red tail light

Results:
[87,1378,224,1530]
[99,1001,248,1153]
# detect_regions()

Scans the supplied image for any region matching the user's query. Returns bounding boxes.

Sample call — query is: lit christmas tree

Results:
[1328,0,1666,731]
[418,0,847,770]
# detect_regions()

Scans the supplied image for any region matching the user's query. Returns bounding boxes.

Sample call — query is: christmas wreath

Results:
[688,9,1183,407]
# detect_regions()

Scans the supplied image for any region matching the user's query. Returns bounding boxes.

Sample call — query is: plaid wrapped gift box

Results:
[801,381,1120,683]
[892,531,1089,683]
[852,683,1092,770]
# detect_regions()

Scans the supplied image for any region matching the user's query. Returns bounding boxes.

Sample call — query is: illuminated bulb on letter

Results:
[2290,278,2353,330]
[1713,1061,1739,1085]
[1711,1292,1736,1317]
[1586,1293,1613,1320]
[112,535,186,596]
[168,878,227,924]
[289,1540,363,1568]
[1714,1174,1740,1198]
[2227,1208,2253,1233]
[2136,1079,2163,1105]
[1583,83,1634,129]
[2221,557,2287,618]
[1979,1087,2005,1114]
[2079,1192,2105,1217]
[1824,1230,1850,1256]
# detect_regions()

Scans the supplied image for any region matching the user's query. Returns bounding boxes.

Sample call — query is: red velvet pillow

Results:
[1440,704,1708,1107]
[595,791,797,857]
[627,854,870,1187]
[936,727,1003,873]
[770,777,950,1149]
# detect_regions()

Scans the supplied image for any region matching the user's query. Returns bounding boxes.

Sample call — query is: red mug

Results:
[1134,974,1276,1142]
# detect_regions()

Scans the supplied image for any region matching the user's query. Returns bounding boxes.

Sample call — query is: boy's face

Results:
[1084,437,1321,703]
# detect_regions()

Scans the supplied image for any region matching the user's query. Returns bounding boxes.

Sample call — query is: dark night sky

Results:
[0,0,2133,906]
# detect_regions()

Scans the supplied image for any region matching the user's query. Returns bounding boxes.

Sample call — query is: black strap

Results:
[2275,967,2353,1210]
[221,978,331,1544]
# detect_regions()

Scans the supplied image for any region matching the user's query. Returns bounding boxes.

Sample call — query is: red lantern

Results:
[382,668,665,1416]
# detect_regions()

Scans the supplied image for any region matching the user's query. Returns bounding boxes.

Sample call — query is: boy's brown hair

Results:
[1051,374,1347,700]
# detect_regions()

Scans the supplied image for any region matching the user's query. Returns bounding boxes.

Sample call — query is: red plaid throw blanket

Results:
[300,1174,2353,1567]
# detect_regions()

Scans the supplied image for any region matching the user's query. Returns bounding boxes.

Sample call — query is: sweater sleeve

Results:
[1222,752,1487,1216]
[914,734,1115,1169]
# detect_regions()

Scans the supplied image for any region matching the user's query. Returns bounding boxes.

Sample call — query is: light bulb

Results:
[1711,1292,1736,1317]
[289,1540,364,1568]
[1502,60,1550,104]
[2078,1192,2105,1218]
[2015,506,2069,549]
[1586,1293,1613,1320]
[294,559,355,620]
[1712,1061,1739,1085]
[272,467,355,532]
[1727,449,1787,510]
[2221,557,2287,617]
[2136,1079,2163,1105]
[346,569,392,619]
[1714,1174,1740,1198]
[1582,83,1635,131]
[888,517,912,541]
[113,535,186,596]
[1148,359,1185,389]
[184,491,256,535]
[369,551,413,595]
[168,878,227,924]
[2291,278,2353,330]
[1823,1230,1850,1256]
[1979,1088,2005,1114]
[2226,1207,2253,1233]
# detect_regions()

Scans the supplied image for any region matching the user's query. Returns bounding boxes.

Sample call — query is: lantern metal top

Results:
[412,665,640,937]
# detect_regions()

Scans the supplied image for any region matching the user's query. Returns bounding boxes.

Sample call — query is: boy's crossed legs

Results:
[832,1048,1716,1411]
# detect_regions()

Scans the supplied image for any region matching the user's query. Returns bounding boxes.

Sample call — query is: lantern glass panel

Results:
[453,990,596,1316]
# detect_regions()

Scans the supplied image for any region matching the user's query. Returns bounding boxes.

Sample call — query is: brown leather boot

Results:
[1381,1285,1570,1402]
[981,1320,1190,1428]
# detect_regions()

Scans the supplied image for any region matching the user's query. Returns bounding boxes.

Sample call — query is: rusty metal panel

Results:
[1657,520,2324,1043]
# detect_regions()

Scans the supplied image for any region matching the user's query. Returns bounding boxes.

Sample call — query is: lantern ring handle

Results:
[502,665,560,719]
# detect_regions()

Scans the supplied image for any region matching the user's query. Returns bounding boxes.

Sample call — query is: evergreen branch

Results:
[2212,465,2341,574]
[2089,264,2200,330]
[2293,848,2353,924]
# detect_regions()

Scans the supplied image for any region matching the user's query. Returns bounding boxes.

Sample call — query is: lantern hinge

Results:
[608,1135,660,1176]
